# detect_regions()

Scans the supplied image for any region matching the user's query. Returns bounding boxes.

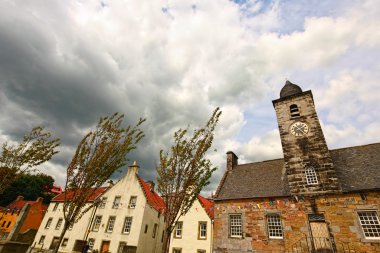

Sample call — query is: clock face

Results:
[290,121,309,136]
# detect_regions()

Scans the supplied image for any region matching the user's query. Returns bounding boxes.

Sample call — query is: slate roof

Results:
[137,175,165,212]
[215,142,380,200]
[52,187,108,202]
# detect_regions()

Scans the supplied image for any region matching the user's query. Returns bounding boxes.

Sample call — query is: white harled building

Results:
[31,161,165,253]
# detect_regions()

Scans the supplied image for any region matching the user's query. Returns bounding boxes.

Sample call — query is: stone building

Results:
[213,81,380,253]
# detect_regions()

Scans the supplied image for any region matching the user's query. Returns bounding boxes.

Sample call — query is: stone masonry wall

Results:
[213,191,380,253]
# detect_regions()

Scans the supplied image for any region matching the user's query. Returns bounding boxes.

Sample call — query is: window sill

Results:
[361,238,380,243]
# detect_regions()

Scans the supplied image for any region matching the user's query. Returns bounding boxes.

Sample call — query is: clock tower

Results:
[272,81,341,195]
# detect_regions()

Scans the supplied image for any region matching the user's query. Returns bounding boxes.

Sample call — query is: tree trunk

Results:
[161,228,172,253]
[53,221,69,253]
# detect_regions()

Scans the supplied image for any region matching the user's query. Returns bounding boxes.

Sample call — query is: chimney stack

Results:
[16,196,24,201]
[226,151,238,172]
[128,160,139,175]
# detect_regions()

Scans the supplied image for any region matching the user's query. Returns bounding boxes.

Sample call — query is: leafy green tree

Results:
[53,113,145,253]
[157,108,221,253]
[0,173,55,206]
[0,127,60,194]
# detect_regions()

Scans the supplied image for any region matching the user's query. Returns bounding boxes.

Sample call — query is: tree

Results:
[0,127,60,195]
[0,173,55,206]
[53,113,145,253]
[157,107,221,253]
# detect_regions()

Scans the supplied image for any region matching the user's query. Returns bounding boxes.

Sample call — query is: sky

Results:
[1,0,379,196]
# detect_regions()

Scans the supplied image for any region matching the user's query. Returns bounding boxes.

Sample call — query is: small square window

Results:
[358,211,380,239]
[174,221,183,238]
[92,216,102,231]
[55,218,63,230]
[45,218,53,229]
[61,238,68,247]
[113,196,121,209]
[197,250,206,253]
[106,216,116,232]
[123,217,133,234]
[172,248,182,253]
[267,215,283,239]
[229,214,242,237]
[99,197,107,209]
[38,235,45,245]
[129,196,137,208]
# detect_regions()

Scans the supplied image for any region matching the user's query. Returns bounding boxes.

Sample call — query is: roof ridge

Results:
[330,142,380,151]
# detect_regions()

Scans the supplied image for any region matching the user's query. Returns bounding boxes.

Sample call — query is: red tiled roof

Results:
[137,176,165,212]
[52,187,108,202]
[198,195,214,219]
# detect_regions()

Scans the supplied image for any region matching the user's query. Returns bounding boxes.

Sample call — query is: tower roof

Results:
[280,80,302,98]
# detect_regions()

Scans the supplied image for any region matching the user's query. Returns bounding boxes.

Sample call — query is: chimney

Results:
[108,180,114,187]
[16,196,24,201]
[128,160,139,175]
[36,197,44,203]
[226,151,238,171]
[147,181,155,192]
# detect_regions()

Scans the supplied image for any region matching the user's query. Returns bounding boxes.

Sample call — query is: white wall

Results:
[169,199,212,253]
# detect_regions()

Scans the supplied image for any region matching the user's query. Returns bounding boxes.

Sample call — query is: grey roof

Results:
[215,143,380,200]
[280,80,303,98]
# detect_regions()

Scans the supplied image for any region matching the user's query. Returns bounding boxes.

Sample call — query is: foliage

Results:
[0,173,55,206]
[53,113,145,253]
[0,127,60,194]
[157,107,221,253]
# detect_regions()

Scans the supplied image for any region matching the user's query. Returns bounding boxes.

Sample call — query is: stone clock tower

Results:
[272,81,341,195]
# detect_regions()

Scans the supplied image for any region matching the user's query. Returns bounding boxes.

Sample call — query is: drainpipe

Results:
[82,198,101,253]
[210,219,214,253]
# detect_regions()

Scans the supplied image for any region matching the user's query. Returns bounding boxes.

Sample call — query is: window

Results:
[38,235,45,245]
[144,224,148,234]
[99,197,107,208]
[53,203,59,211]
[88,238,95,251]
[229,214,242,237]
[6,221,11,228]
[106,216,116,232]
[161,230,164,242]
[174,221,183,238]
[129,196,137,208]
[172,248,182,253]
[152,223,158,238]
[118,242,127,253]
[68,223,73,230]
[1,221,5,227]
[123,217,133,234]
[358,211,380,239]
[55,218,63,230]
[197,250,206,253]
[45,218,53,229]
[305,167,318,185]
[61,238,68,247]
[267,215,284,239]
[290,104,300,117]
[198,222,207,239]
[113,196,121,209]
[92,216,102,231]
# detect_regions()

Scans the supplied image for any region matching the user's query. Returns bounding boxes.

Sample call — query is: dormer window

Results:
[305,167,318,185]
[290,104,300,117]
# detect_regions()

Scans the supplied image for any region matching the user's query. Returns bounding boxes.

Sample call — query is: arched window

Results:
[290,104,300,117]
[305,167,318,185]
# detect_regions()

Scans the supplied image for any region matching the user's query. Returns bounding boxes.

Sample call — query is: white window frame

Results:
[358,211,380,239]
[45,218,52,229]
[99,197,107,209]
[113,196,121,209]
[229,214,242,238]
[55,218,63,230]
[61,238,68,247]
[106,216,116,233]
[92,215,102,231]
[305,166,318,185]
[198,221,207,240]
[38,235,45,245]
[123,217,133,234]
[174,221,183,238]
[129,196,137,208]
[267,215,284,239]
[88,238,95,251]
